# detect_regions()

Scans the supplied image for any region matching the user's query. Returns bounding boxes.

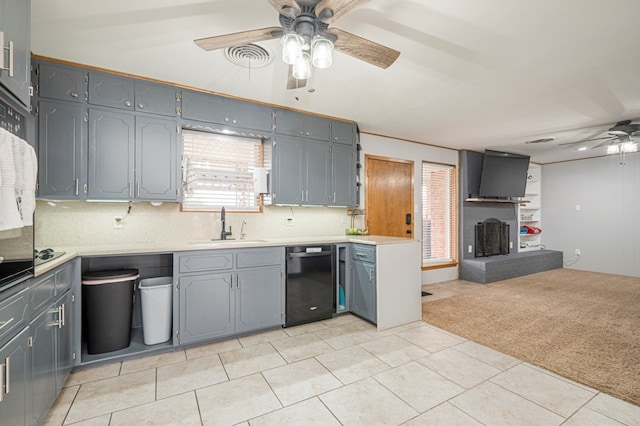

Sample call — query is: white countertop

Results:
[34,235,416,276]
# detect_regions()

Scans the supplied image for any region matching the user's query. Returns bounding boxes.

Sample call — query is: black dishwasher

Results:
[285,245,335,327]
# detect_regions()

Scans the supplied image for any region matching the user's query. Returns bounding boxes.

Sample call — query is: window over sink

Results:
[181,129,270,212]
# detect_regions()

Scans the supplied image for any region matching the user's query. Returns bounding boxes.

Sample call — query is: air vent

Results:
[223,44,273,69]
[525,137,555,144]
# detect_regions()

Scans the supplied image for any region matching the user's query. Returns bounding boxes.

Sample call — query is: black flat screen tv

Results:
[478,149,530,198]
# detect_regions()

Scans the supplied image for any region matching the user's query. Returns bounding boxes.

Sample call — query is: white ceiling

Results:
[31,0,640,163]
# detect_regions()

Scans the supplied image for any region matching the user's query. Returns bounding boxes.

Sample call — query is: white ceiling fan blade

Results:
[286,64,307,90]
[194,27,282,51]
[591,139,617,149]
[326,28,400,69]
[267,0,301,17]
[315,0,369,24]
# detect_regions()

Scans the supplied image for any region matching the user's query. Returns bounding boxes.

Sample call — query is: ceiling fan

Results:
[194,0,401,90]
[559,120,640,152]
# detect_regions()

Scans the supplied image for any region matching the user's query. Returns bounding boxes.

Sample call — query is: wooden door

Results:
[365,155,414,238]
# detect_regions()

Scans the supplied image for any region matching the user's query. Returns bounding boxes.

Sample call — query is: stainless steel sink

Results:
[186,239,268,246]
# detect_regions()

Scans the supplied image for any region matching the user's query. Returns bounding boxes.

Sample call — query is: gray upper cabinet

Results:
[181,90,273,133]
[0,0,30,108]
[331,120,355,144]
[88,72,178,116]
[88,72,135,111]
[88,108,135,199]
[275,109,331,141]
[331,143,356,206]
[273,135,330,205]
[37,100,86,199]
[88,108,178,201]
[134,80,177,116]
[37,61,86,103]
[136,115,178,200]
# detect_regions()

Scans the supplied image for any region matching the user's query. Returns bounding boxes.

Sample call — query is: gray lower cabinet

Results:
[351,245,377,323]
[273,135,330,205]
[88,108,178,201]
[37,100,86,199]
[176,248,284,346]
[0,326,30,426]
[0,0,31,107]
[29,300,57,426]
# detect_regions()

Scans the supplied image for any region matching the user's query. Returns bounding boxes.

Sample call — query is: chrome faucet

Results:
[220,206,232,240]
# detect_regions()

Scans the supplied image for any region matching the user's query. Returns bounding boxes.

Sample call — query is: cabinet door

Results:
[135,115,178,200]
[0,327,29,426]
[235,266,283,333]
[38,62,85,102]
[331,144,355,206]
[37,100,85,199]
[273,136,304,204]
[303,115,331,141]
[0,0,30,107]
[351,260,375,323]
[135,81,176,116]
[56,291,74,393]
[181,90,226,123]
[88,108,135,199]
[179,273,234,345]
[225,98,272,132]
[304,141,331,205]
[88,72,135,111]
[331,121,355,144]
[30,305,57,426]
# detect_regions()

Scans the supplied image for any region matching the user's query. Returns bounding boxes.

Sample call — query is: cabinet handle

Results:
[125,100,132,107]
[0,317,14,331]
[0,33,14,77]
[369,267,373,282]
[224,117,229,122]
[129,182,133,198]
[75,178,79,196]
[232,119,237,124]
[70,91,79,98]
[138,103,144,109]
[60,304,65,328]
[4,356,9,396]
[137,181,140,198]
[305,190,308,202]
[333,192,336,203]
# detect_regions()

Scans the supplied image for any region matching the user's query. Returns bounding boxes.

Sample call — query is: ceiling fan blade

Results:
[286,65,307,90]
[315,0,369,24]
[194,27,282,51]
[326,28,400,69]
[557,137,614,147]
[267,0,301,17]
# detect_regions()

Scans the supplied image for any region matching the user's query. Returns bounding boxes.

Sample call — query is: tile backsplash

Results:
[35,200,355,248]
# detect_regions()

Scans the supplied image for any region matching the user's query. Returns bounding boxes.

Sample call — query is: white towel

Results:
[0,128,37,230]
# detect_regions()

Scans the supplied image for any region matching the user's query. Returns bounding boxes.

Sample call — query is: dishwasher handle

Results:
[288,251,332,258]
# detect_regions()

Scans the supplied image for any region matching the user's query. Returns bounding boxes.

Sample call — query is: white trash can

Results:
[139,276,173,345]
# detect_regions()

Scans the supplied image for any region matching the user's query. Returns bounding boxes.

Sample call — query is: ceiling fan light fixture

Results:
[311,37,333,69]
[621,141,638,153]
[292,52,311,80]
[282,33,303,65]
[607,145,620,155]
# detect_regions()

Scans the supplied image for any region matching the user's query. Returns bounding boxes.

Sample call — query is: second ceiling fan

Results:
[194,0,401,89]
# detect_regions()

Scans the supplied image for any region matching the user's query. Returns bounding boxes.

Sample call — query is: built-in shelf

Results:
[519,164,542,252]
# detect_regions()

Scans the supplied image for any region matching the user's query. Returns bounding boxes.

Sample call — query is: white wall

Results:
[359,133,459,284]
[542,152,640,277]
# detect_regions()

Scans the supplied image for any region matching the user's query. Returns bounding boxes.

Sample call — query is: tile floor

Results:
[43,284,640,425]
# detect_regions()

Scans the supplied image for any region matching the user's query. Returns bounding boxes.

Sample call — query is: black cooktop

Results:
[34,248,66,266]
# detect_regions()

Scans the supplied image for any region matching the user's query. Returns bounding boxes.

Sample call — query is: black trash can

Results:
[82,269,140,354]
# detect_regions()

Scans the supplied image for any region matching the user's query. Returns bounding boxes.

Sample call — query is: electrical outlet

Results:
[575,248,581,256]
[285,216,294,226]
[114,216,124,229]
[468,245,473,253]
[509,241,513,249]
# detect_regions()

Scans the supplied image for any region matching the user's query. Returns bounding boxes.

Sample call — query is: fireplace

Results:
[475,218,509,257]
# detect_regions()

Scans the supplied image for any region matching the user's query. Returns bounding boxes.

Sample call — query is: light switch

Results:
[575,204,581,211]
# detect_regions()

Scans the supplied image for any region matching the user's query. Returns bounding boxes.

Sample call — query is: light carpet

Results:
[422,268,640,406]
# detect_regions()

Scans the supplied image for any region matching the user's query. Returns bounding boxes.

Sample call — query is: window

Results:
[422,162,457,267]
[181,130,269,212]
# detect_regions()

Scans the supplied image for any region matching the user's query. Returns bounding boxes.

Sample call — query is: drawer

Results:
[351,244,375,263]
[179,251,234,274]
[0,288,29,344]
[236,248,283,269]
[55,262,73,296]
[29,272,56,315]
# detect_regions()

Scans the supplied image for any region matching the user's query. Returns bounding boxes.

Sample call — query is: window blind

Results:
[422,162,457,265]
[181,130,267,212]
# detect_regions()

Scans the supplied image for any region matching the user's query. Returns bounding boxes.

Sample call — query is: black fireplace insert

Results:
[475,218,509,257]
